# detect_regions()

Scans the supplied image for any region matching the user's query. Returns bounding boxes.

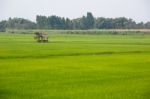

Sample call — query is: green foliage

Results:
[5,18,36,29]
[1,12,150,30]
[86,12,94,28]
[36,15,48,28]
[0,32,150,99]
[35,13,150,29]
[0,20,7,32]
[36,15,71,29]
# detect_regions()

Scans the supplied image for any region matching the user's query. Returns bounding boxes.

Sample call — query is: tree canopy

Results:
[0,12,150,31]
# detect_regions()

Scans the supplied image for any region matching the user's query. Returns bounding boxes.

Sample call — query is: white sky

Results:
[0,0,150,23]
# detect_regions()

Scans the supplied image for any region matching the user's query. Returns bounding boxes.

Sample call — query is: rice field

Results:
[0,31,150,99]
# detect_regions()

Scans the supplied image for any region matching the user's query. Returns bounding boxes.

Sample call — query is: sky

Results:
[0,0,150,23]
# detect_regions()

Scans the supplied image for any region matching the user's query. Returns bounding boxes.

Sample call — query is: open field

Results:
[0,31,150,99]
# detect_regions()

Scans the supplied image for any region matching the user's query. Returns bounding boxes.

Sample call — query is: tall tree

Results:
[86,12,95,29]
[0,20,7,32]
[36,15,48,29]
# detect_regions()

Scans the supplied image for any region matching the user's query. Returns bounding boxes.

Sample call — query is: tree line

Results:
[0,12,150,32]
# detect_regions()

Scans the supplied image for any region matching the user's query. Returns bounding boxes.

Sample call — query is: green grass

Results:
[0,32,150,99]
